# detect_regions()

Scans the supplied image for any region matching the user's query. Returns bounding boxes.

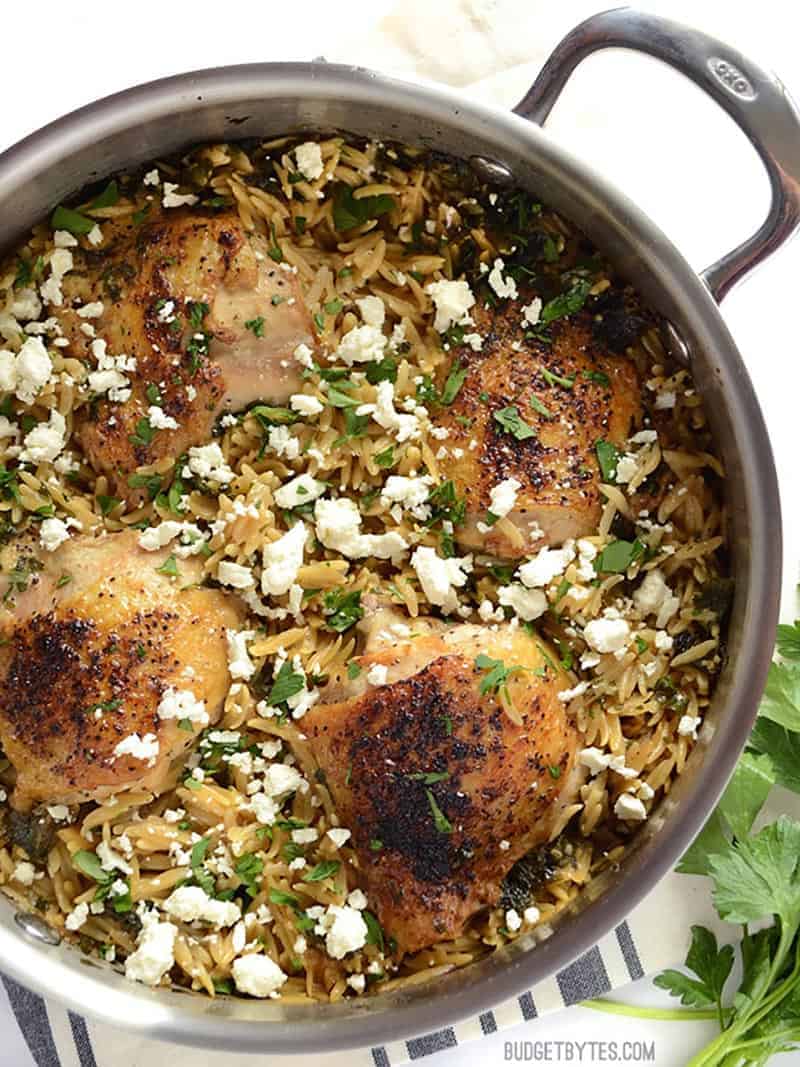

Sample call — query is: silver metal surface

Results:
[0,7,790,1056]
[514,7,800,303]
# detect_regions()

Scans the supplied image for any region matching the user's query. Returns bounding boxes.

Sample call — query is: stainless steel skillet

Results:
[0,7,794,1054]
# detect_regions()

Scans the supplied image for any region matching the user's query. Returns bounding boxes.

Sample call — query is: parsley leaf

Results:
[539,279,592,325]
[323,589,363,633]
[655,925,734,1018]
[302,860,341,883]
[333,184,395,231]
[51,204,94,235]
[777,622,800,660]
[234,853,263,897]
[493,405,536,441]
[268,660,306,707]
[441,362,467,405]
[594,539,645,574]
[244,316,265,338]
[595,439,620,482]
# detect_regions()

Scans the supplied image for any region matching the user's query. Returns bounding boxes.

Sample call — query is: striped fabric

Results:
[0,871,731,1067]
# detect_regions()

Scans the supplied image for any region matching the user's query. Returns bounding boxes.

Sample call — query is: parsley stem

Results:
[581,999,718,1022]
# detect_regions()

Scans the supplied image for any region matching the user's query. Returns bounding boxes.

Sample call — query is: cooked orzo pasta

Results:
[0,133,728,1002]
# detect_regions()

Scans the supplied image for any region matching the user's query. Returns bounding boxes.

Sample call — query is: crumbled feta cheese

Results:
[411,546,472,613]
[315,497,408,560]
[274,473,326,510]
[147,405,179,431]
[380,474,432,520]
[294,142,324,181]
[262,763,303,798]
[138,520,208,557]
[326,827,351,848]
[143,169,160,186]
[487,258,518,300]
[39,516,79,552]
[579,747,613,775]
[347,974,366,993]
[678,714,701,739]
[15,336,52,404]
[518,541,576,588]
[557,681,589,703]
[232,953,287,998]
[12,288,42,321]
[655,630,674,652]
[583,617,630,654]
[488,477,521,519]
[293,342,314,369]
[226,630,257,680]
[98,841,132,874]
[366,663,389,686]
[289,394,324,417]
[267,425,301,460]
[40,249,73,307]
[76,301,104,319]
[521,297,542,326]
[633,568,680,628]
[53,230,78,248]
[497,583,548,622]
[65,902,89,931]
[505,908,522,932]
[291,827,318,845]
[261,521,307,596]
[655,391,676,410]
[356,379,420,442]
[499,839,511,851]
[124,906,177,986]
[46,804,69,822]
[113,732,159,766]
[346,889,368,910]
[163,886,241,927]
[157,687,208,727]
[356,296,385,327]
[614,793,648,821]
[335,323,387,365]
[13,862,36,886]
[524,906,541,925]
[316,905,368,959]
[217,561,255,590]
[86,339,135,403]
[185,443,235,487]
[20,408,67,464]
[425,278,475,333]
[162,182,198,208]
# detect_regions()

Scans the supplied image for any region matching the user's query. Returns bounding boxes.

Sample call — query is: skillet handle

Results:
[513,7,800,303]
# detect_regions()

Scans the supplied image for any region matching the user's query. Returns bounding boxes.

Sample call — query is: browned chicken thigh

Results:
[0,530,244,810]
[437,303,642,558]
[304,620,581,954]
[56,210,317,502]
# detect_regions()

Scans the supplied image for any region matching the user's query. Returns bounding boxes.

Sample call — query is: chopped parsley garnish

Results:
[363,910,385,951]
[84,698,122,716]
[56,574,72,589]
[324,298,343,316]
[187,301,209,331]
[334,408,370,445]
[347,661,362,680]
[156,554,179,577]
[493,405,536,441]
[13,254,44,290]
[375,446,395,468]
[268,888,299,908]
[244,316,266,338]
[332,184,395,231]
[51,204,94,236]
[584,369,610,387]
[548,764,562,779]
[249,404,299,427]
[595,439,620,482]
[127,471,162,500]
[302,860,341,883]
[267,224,283,262]
[440,361,468,405]
[541,367,575,390]
[145,383,162,406]
[408,770,450,785]
[539,278,592,326]
[234,853,263,897]
[426,480,466,528]
[529,396,553,419]
[89,180,119,209]
[327,383,360,408]
[475,653,525,708]
[268,660,306,707]
[595,538,645,574]
[323,589,364,633]
[425,788,452,833]
[129,417,155,447]
[369,838,384,851]
[190,837,215,895]
[365,356,398,385]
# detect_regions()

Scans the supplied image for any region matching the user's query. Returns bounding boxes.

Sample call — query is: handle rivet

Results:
[14,911,61,946]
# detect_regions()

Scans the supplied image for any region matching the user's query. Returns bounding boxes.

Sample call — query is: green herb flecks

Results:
[333,184,395,232]
[493,406,536,441]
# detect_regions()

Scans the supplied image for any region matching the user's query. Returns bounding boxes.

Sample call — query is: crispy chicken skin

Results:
[57,210,316,502]
[305,621,581,954]
[437,303,642,557]
[0,531,244,810]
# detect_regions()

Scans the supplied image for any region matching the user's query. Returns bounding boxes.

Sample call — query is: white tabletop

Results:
[1,1,799,1064]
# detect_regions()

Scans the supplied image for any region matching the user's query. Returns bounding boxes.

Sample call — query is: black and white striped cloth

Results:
[0,872,727,1067]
